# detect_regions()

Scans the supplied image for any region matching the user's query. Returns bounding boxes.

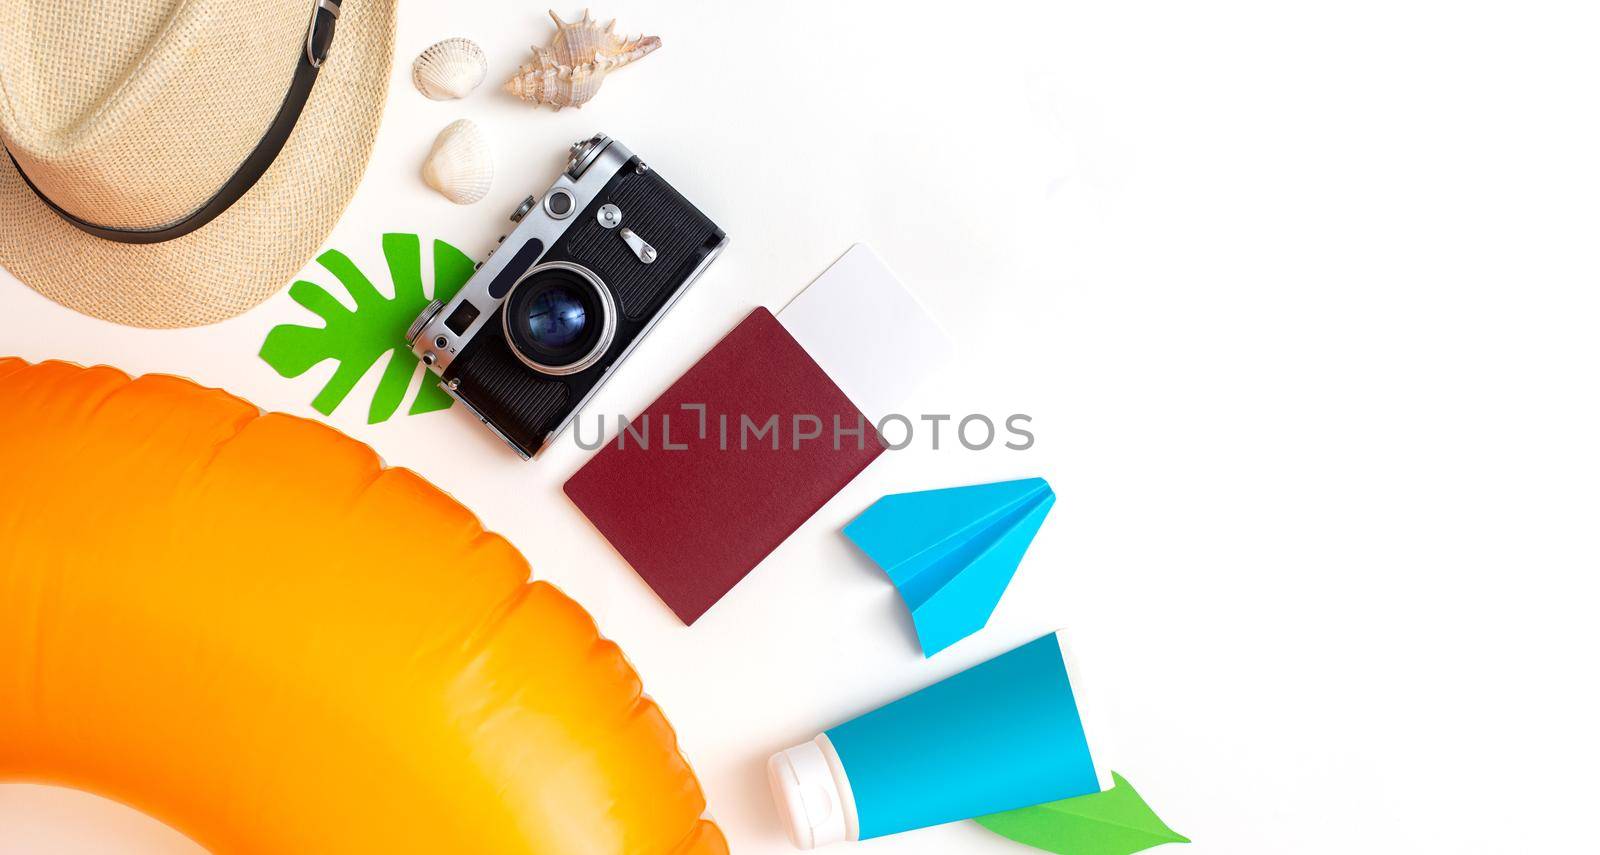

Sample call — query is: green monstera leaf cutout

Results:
[976,773,1188,855]
[260,234,476,423]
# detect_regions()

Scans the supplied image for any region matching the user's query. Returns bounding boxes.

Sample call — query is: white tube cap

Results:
[767,735,856,849]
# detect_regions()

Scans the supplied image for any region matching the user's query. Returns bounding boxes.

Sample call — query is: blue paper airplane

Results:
[844,478,1056,657]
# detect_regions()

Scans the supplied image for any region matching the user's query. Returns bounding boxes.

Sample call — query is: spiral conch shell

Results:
[421,119,493,205]
[504,10,660,110]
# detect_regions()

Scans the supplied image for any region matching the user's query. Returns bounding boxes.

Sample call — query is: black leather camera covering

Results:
[443,157,727,457]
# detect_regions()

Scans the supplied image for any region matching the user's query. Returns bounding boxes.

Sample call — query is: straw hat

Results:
[0,0,395,328]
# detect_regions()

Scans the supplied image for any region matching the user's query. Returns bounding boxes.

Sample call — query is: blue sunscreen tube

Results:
[768,632,1109,848]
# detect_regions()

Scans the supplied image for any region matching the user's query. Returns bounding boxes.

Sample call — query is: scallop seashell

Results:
[421,119,493,205]
[412,38,488,100]
[504,9,660,110]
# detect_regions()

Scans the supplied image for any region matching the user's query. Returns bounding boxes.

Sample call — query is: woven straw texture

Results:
[0,0,395,328]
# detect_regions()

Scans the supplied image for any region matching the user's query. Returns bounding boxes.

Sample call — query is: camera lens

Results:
[523,285,587,349]
[502,262,616,376]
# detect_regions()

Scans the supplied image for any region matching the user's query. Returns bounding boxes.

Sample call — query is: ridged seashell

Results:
[421,119,493,205]
[412,38,488,100]
[504,9,660,110]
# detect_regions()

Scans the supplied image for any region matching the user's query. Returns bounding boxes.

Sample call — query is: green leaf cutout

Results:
[976,773,1189,855]
[260,234,476,423]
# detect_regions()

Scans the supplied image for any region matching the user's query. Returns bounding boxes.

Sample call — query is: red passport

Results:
[564,308,882,624]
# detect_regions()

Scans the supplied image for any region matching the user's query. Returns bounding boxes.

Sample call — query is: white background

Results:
[3,1,1598,852]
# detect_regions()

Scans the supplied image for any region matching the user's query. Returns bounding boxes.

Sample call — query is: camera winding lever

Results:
[594,202,653,263]
[619,227,656,264]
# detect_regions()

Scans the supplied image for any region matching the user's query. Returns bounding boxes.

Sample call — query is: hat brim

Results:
[0,0,396,329]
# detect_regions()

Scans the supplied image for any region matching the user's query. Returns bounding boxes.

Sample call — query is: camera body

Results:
[407,134,727,458]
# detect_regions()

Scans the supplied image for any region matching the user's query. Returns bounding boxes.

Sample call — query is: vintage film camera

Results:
[407,134,727,458]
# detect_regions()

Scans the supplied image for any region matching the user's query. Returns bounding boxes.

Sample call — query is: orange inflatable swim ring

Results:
[0,358,727,855]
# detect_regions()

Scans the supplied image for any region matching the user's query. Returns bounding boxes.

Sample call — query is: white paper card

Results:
[777,243,953,421]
